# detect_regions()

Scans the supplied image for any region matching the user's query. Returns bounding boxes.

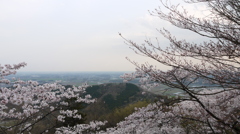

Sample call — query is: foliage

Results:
[101,83,140,109]
[85,83,144,111]
[85,85,102,98]
[102,94,116,109]
[100,100,150,129]
[83,83,156,124]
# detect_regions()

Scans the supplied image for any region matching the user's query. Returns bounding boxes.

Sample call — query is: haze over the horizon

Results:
[0,0,208,72]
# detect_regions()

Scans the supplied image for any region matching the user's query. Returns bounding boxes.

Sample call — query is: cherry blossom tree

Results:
[0,63,106,134]
[115,0,240,133]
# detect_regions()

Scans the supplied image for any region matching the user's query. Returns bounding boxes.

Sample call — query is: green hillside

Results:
[82,83,157,123]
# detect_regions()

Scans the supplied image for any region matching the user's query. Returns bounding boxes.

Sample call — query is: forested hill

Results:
[80,83,157,123]
[84,83,155,110]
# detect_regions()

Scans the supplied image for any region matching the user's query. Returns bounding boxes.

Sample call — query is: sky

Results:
[0,0,208,72]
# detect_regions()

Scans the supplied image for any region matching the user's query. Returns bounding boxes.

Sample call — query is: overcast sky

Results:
[0,0,208,72]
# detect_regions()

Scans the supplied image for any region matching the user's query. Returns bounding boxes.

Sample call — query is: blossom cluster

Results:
[102,89,240,134]
[0,63,106,133]
[56,121,107,134]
